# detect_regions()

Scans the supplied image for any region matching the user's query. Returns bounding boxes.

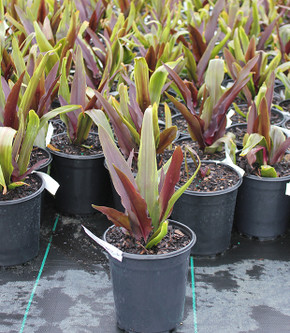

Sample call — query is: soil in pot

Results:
[228,104,285,126]
[29,147,52,173]
[159,137,226,166]
[105,223,191,255]
[172,161,242,256]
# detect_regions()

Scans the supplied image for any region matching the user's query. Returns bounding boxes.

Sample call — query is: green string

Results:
[19,215,59,333]
[190,256,198,333]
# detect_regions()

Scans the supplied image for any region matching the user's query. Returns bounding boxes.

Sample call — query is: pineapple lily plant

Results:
[90,106,201,249]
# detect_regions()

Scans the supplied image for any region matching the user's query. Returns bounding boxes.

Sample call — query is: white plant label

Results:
[226,109,235,128]
[46,122,54,146]
[221,150,245,177]
[286,183,290,196]
[82,225,123,262]
[34,171,59,195]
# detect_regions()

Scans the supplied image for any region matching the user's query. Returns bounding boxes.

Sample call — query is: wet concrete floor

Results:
[1,198,290,333]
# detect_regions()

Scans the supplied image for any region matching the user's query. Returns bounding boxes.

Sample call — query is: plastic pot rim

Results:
[48,133,104,160]
[0,174,45,206]
[176,160,243,196]
[103,219,196,261]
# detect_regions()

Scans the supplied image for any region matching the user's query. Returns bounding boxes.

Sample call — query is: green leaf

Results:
[19,51,51,118]
[145,220,168,249]
[134,57,150,112]
[17,110,40,176]
[0,127,16,193]
[149,58,182,106]
[33,21,59,72]
[260,165,277,178]
[86,109,114,141]
[240,133,264,156]
[136,106,159,229]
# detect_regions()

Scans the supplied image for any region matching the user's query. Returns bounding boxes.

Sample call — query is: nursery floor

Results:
[1,198,290,333]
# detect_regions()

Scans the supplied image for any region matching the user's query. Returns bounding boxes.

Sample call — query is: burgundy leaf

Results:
[95,90,137,157]
[159,146,183,221]
[92,205,132,231]
[156,126,178,154]
[204,0,225,44]
[3,72,25,129]
[114,165,152,241]
[188,25,207,62]
[271,137,290,165]
[163,63,195,113]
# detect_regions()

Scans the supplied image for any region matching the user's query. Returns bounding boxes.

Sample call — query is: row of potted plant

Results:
[0,1,289,332]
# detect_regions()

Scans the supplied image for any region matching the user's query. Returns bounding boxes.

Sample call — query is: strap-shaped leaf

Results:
[19,51,51,118]
[114,165,152,241]
[92,205,132,231]
[0,127,16,192]
[157,126,177,154]
[258,97,270,150]
[159,145,183,221]
[134,57,150,112]
[71,46,86,107]
[3,71,25,129]
[95,90,137,157]
[17,110,40,176]
[136,107,159,229]
[34,21,59,72]
[162,148,201,221]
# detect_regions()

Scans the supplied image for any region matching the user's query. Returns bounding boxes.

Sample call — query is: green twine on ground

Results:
[190,256,198,333]
[19,215,59,333]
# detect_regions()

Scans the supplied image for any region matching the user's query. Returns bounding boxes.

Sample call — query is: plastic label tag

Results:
[82,225,123,262]
[46,122,54,146]
[286,183,290,196]
[220,149,245,177]
[34,171,59,195]
[226,109,235,128]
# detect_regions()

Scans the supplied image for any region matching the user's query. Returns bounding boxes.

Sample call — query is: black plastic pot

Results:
[0,175,45,266]
[49,146,111,215]
[104,220,196,333]
[234,174,290,240]
[171,161,243,256]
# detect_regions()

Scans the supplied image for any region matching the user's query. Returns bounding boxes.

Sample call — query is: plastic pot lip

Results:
[35,147,53,169]
[103,219,196,261]
[0,174,45,206]
[244,173,290,182]
[176,160,243,196]
[48,133,104,160]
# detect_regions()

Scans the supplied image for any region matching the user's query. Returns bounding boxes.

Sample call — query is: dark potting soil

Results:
[159,138,225,167]
[226,124,247,145]
[285,119,290,130]
[0,174,42,201]
[50,132,103,156]
[105,224,191,255]
[28,147,50,168]
[229,105,284,125]
[236,155,290,177]
[178,162,240,192]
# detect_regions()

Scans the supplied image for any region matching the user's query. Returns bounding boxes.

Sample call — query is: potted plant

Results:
[48,46,113,215]
[234,88,290,239]
[84,106,200,333]
[170,146,243,256]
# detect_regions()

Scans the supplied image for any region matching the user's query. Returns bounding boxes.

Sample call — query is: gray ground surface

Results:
[1,198,290,333]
